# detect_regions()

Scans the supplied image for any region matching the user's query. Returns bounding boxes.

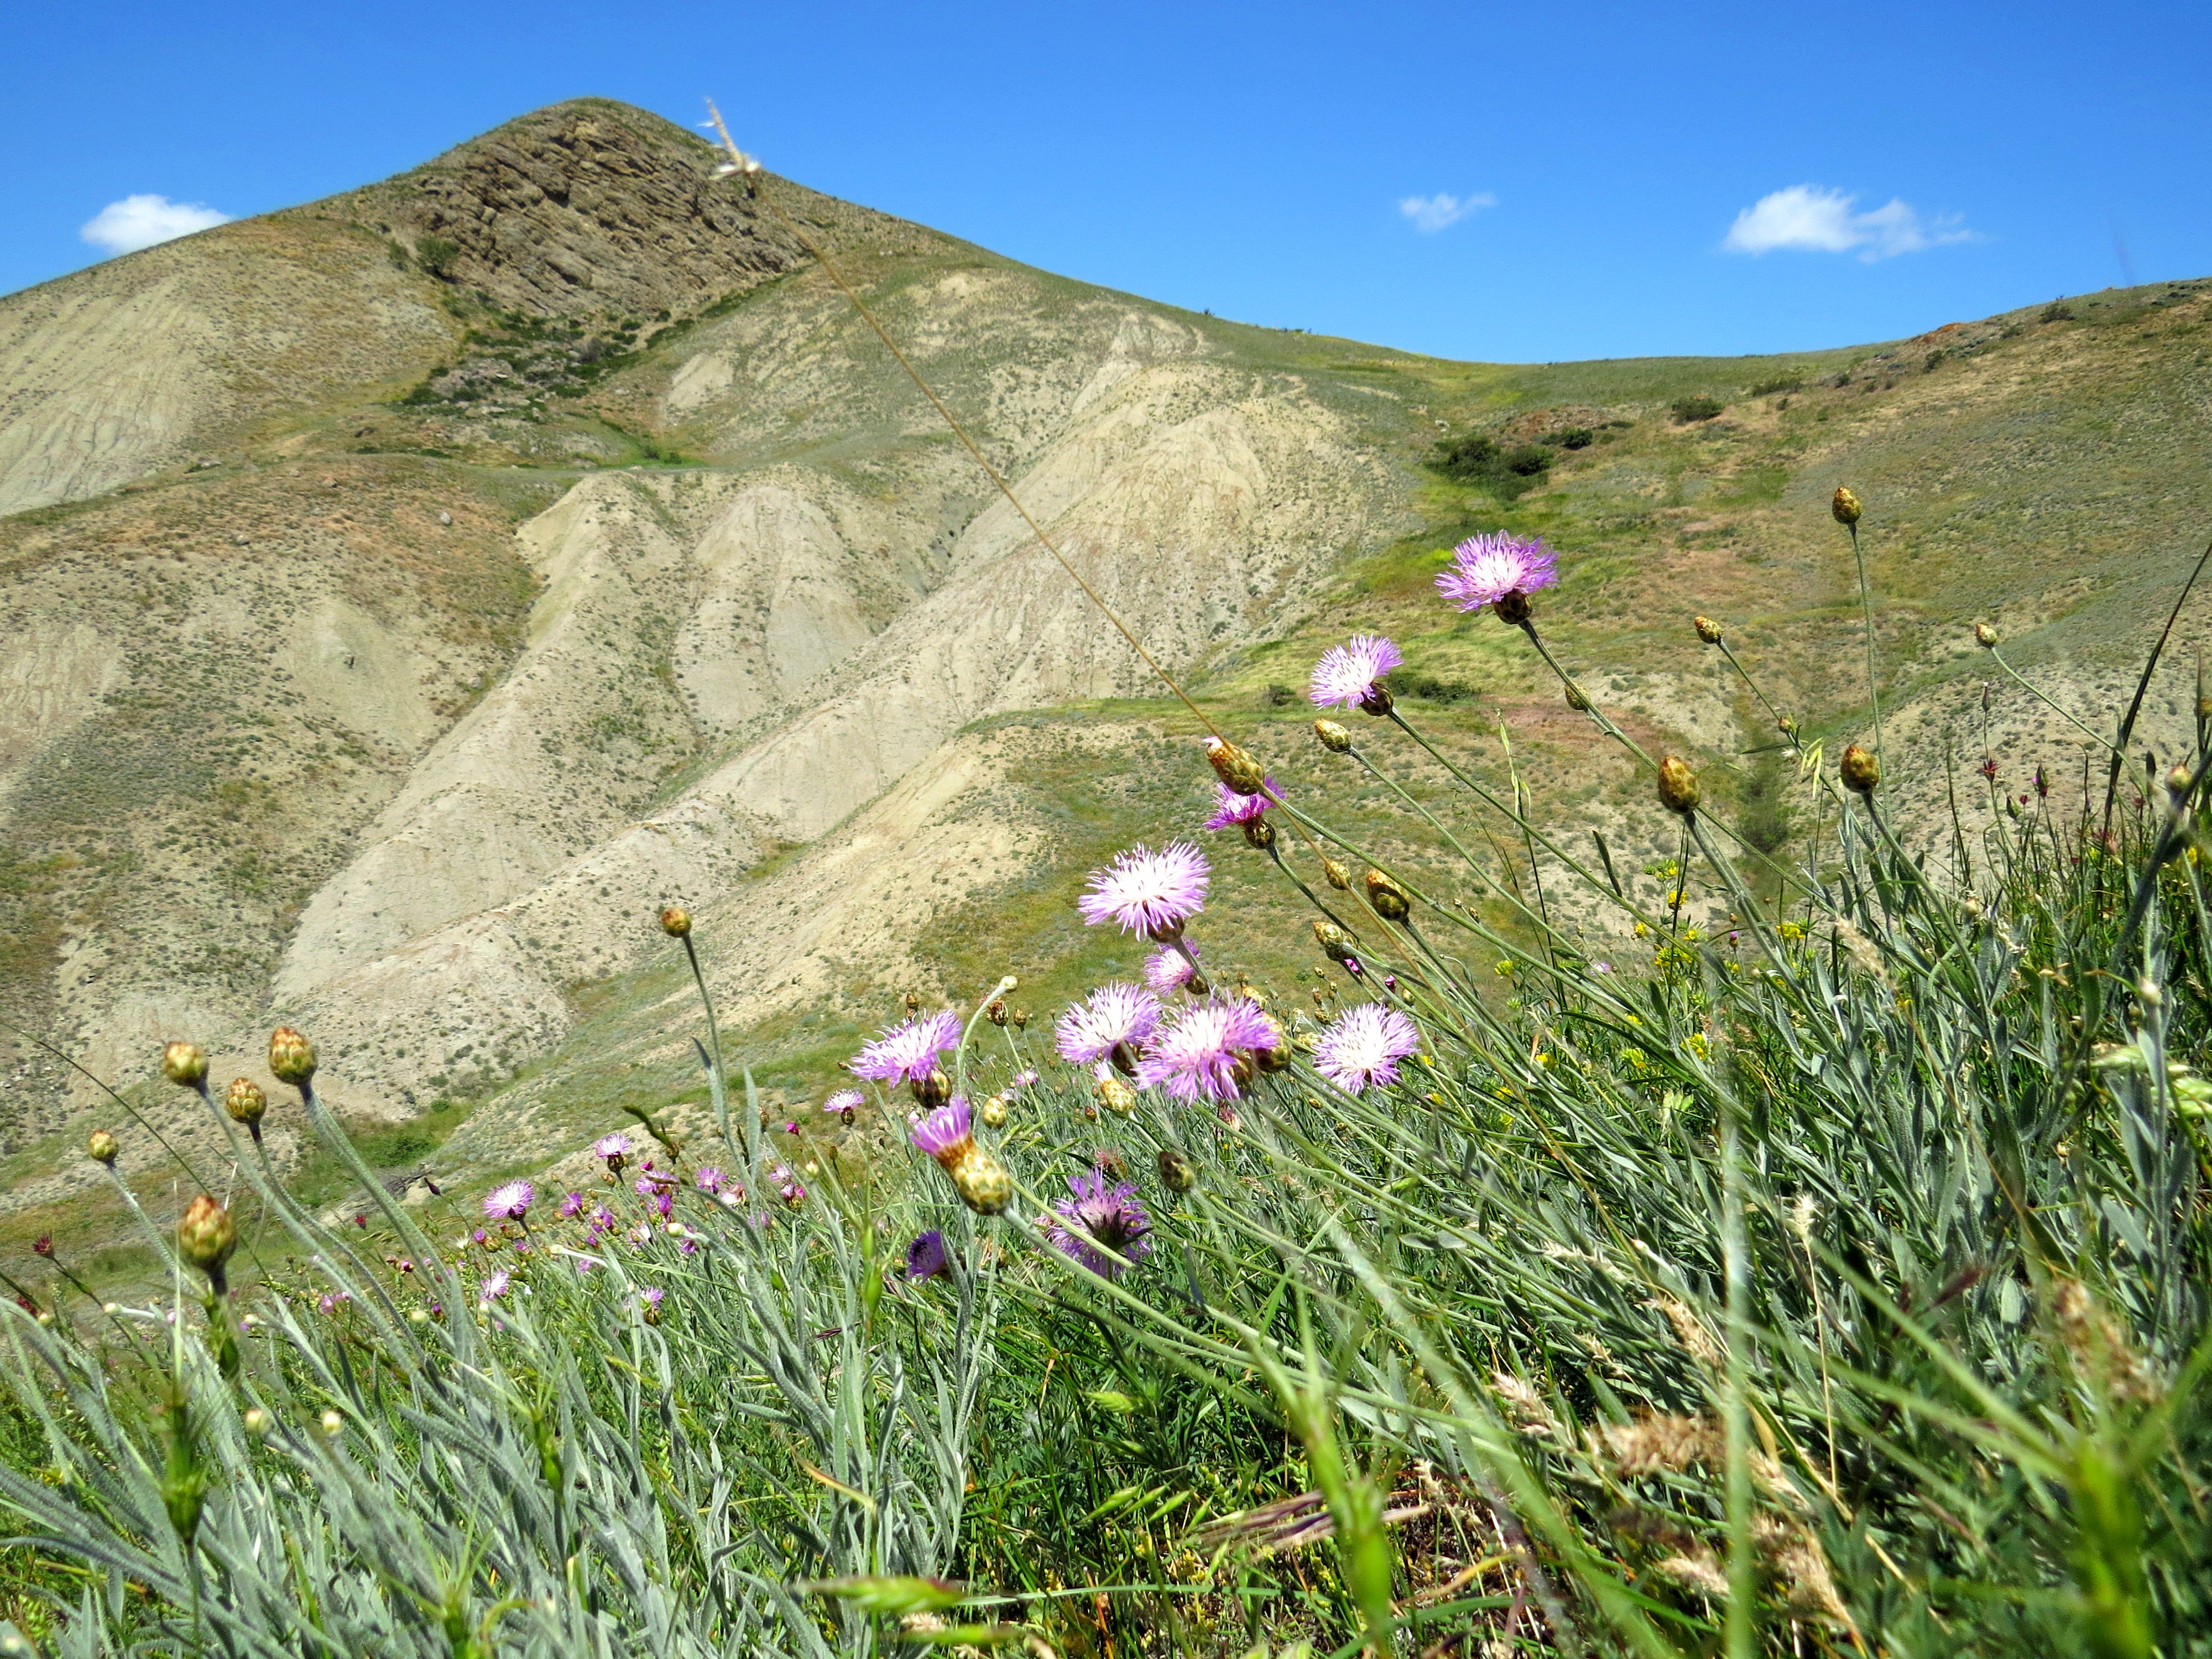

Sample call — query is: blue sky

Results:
[4,0,2205,363]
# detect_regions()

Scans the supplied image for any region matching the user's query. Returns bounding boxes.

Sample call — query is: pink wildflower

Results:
[1309,634,1403,712]
[851,1010,962,1087]
[1436,531,1558,613]
[1055,983,1164,1067]
[1312,1003,1421,1094]
[1136,997,1284,1102]
[1077,842,1209,940]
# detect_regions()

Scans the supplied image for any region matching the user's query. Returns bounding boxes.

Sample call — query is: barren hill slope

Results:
[3,98,2209,1250]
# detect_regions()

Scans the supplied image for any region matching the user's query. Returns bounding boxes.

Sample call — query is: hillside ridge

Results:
[3,98,2210,1266]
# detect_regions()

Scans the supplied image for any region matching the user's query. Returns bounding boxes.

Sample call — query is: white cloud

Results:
[1723,184,1974,261]
[1399,191,1496,233]
[80,194,232,257]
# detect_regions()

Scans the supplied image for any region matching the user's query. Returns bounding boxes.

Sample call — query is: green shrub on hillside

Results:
[1670,394,1725,423]
[1431,431,1553,499]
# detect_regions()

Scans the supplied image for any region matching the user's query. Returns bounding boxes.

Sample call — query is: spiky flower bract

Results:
[1203,779,1276,830]
[1313,1003,1422,1094]
[1136,997,1283,1102]
[1077,842,1209,938]
[1145,945,1200,993]
[1308,634,1403,710]
[1055,983,1164,1066]
[1047,1171,1155,1280]
[484,1181,535,1223]
[851,1010,963,1086]
[1436,531,1558,612]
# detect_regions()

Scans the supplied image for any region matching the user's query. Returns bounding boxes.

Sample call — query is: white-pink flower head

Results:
[851,1010,962,1086]
[593,1132,633,1162]
[1136,996,1284,1102]
[484,1181,534,1222]
[1309,635,1404,711]
[822,1088,865,1115]
[1145,943,1200,993]
[1437,531,1558,612]
[1055,982,1164,1066]
[1312,1003,1422,1094]
[1078,841,1209,940]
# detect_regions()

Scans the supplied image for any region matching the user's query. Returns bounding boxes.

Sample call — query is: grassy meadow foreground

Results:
[0,498,2205,1658]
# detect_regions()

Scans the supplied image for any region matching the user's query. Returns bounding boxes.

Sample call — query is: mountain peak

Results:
[300,97,900,324]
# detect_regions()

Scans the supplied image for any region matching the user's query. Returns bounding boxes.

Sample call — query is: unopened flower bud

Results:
[177,1194,238,1274]
[2166,762,2192,800]
[904,991,920,1013]
[1840,743,1881,795]
[1314,920,1360,966]
[1011,1007,1030,1030]
[1243,817,1277,851]
[658,905,692,938]
[1693,615,1723,645]
[1156,1147,1196,1193]
[1097,1074,1136,1115]
[1204,735,1269,796]
[1493,591,1533,625]
[948,1147,1011,1214]
[86,1129,119,1166]
[1363,870,1411,922]
[1777,713,1799,740]
[911,1068,951,1108]
[1563,682,1590,711]
[1323,857,1351,891]
[979,1094,1008,1128]
[268,1027,316,1086]
[986,999,1008,1026]
[162,1042,208,1088]
[2137,976,2164,1009]
[320,1410,343,1438]
[242,1407,271,1439]
[1974,622,1997,649]
[1831,486,1862,526]
[224,1078,266,1126]
[1313,719,1352,754]
[1657,755,1700,816]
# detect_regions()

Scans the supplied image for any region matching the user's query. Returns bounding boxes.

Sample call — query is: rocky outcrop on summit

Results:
[342,100,923,324]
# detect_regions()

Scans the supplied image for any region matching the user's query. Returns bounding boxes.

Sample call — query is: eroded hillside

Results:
[3,96,2209,1265]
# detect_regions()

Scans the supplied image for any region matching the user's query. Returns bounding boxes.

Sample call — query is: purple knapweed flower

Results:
[823,1087,865,1115]
[478,1269,511,1305]
[909,1097,975,1162]
[593,1132,633,1163]
[588,1204,616,1232]
[558,1191,587,1219]
[1077,842,1209,940]
[1312,1003,1422,1094]
[1009,1070,1038,1091]
[1203,779,1276,830]
[484,1181,534,1223]
[695,1166,724,1193]
[1436,531,1558,613]
[851,1010,963,1087]
[906,1229,951,1282]
[628,1223,654,1248]
[1047,1171,1155,1280]
[1309,634,1404,712]
[653,1191,674,1219]
[1145,944,1201,993]
[1055,982,1164,1067]
[1135,997,1283,1102]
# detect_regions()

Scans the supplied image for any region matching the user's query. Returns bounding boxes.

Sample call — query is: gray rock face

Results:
[357,100,873,322]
